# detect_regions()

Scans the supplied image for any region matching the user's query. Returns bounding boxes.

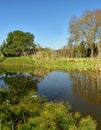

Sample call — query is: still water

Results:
[0,70,101,129]
[37,71,101,129]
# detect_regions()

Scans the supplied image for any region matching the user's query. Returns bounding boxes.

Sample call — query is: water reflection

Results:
[37,71,101,105]
[0,73,40,104]
[37,71,73,101]
[70,72,101,104]
[37,71,101,129]
[70,72,101,130]
[0,69,101,129]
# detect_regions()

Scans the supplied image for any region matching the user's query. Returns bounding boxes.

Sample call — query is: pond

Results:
[0,69,101,129]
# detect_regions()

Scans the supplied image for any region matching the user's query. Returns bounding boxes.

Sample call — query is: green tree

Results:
[1,30,36,56]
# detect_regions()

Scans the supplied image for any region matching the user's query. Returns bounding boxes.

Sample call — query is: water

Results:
[37,71,101,129]
[0,70,101,129]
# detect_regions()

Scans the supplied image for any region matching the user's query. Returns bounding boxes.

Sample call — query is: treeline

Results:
[53,10,101,58]
[53,41,98,58]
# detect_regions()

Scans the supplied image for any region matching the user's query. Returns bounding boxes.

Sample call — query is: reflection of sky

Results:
[0,79,7,88]
[37,71,73,101]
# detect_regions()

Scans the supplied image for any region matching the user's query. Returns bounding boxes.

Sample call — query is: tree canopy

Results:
[68,10,101,57]
[0,30,36,56]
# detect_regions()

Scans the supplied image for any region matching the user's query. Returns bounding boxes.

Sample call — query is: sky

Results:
[0,0,101,49]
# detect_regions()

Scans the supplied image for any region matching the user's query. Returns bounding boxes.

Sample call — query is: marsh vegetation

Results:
[0,69,100,129]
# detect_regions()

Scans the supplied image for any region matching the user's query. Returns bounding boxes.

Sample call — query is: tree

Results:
[95,10,101,56]
[78,11,96,57]
[69,10,101,57]
[77,41,86,57]
[97,41,101,57]
[78,10,101,57]
[67,38,74,58]
[69,16,80,58]
[1,30,36,56]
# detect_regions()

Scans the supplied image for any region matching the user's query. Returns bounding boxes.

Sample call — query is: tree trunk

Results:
[91,48,94,58]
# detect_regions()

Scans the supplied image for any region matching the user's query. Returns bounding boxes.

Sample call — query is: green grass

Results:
[0,56,101,72]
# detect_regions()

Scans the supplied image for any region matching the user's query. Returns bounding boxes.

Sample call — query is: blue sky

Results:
[0,0,101,49]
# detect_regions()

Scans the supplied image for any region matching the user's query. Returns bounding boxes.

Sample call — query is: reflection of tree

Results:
[70,72,101,104]
[1,73,40,104]
[0,67,51,79]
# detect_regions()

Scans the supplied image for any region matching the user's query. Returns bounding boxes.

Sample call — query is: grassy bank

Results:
[0,56,101,71]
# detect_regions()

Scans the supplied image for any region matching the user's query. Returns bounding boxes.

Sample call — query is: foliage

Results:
[79,116,96,130]
[0,30,36,57]
[18,102,96,130]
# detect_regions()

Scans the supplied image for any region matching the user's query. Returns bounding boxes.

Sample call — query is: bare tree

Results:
[69,16,80,58]
[78,10,101,57]
[69,10,101,57]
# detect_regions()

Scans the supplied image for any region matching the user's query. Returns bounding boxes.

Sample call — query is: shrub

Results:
[19,102,96,130]
[79,116,96,130]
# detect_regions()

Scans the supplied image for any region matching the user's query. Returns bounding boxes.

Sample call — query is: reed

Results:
[0,56,101,71]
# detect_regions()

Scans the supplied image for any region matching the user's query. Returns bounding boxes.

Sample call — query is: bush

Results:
[19,102,96,130]
[79,116,96,130]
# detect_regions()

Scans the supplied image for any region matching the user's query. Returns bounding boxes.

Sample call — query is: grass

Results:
[0,56,101,72]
